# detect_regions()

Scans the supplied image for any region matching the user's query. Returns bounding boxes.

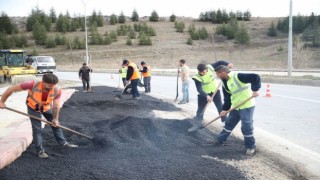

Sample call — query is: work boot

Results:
[246,148,256,156]
[133,97,141,100]
[187,119,203,132]
[38,150,49,159]
[178,101,187,104]
[63,142,79,148]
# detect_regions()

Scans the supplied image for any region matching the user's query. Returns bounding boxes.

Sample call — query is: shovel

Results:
[5,107,93,140]
[115,83,131,100]
[199,81,222,117]
[188,96,255,132]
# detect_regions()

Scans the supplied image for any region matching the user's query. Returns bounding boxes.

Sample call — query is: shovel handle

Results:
[200,81,222,115]
[200,96,255,129]
[5,107,93,140]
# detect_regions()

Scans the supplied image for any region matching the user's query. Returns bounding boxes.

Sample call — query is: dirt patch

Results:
[0,86,308,179]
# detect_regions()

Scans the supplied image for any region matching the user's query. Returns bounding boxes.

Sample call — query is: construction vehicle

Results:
[0,49,37,84]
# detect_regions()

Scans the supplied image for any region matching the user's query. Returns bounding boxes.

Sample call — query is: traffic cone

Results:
[265,84,272,97]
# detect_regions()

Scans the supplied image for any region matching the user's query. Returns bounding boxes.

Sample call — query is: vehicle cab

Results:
[31,56,57,74]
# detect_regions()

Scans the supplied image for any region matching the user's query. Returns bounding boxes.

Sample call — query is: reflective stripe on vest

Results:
[121,67,127,78]
[225,72,254,110]
[26,81,58,112]
[142,66,151,77]
[128,62,140,80]
[192,65,217,94]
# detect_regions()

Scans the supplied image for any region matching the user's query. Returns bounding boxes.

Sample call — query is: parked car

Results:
[31,56,57,74]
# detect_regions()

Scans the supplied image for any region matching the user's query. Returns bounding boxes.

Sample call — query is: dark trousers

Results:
[143,76,151,92]
[131,79,140,98]
[82,78,90,90]
[28,107,67,153]
[195,90,226,122]
[218,106,256,148]
[122,78,126,87]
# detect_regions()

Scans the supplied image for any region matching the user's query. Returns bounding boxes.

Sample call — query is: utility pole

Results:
[288,0,293,77]
[81,0,89,65]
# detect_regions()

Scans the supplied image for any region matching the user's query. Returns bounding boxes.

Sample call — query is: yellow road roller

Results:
[0,49,37,84]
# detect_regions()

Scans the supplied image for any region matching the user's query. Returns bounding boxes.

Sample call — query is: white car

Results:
[31,56,57,74]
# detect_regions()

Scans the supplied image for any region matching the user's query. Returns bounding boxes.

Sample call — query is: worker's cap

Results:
[214,65,229,72]
[122,59,129,65]
[141,61,146,65]
[212,60,229,69]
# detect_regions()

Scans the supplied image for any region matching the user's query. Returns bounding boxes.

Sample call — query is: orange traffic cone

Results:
[265,84,272,97]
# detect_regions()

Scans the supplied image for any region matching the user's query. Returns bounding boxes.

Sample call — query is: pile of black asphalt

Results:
[0,86,248,180]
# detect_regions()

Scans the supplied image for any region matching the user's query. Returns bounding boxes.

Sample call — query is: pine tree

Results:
[267,22,278,37]
[170,14,176,22]
[46,36,56,48]
[0,32,11,49]
[110,14,118,25]
[131,9,139,22]
[118,12,126,24]
[243,10,252,21]
[0,12,15,34]
[49,7,57,23]
[32,21,47,45]
[149,10,159,22]
[234,24,250,45]
[56,14,68,33]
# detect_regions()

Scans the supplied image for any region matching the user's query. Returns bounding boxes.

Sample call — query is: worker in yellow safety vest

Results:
[192,64,226,127]
[140,61,151,93]
[214,65,260,156]
[122,59,141,99]
[119,65,127,87]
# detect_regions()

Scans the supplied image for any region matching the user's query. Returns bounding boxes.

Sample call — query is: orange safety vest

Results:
[142,65,151,77]
[26,81,58,112]
[128,62,140,80]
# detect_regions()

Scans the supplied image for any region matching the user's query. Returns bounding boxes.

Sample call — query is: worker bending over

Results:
[122,60,141,99]
[0,73,78,159]
[215,65,260,156]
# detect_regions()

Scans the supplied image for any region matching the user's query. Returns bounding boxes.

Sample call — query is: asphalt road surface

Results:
[56,72,320,154]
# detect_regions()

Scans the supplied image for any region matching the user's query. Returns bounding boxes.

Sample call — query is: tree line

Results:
[199,9,251,24]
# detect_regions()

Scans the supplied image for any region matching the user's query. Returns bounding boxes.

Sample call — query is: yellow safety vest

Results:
[121,67,127,78]
[225,72,255,110]
[192,64,217,94]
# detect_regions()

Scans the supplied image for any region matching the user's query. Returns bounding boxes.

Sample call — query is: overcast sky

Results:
[0,0,319,18]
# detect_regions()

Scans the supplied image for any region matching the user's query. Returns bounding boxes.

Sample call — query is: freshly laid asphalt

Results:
[0,86,247,180]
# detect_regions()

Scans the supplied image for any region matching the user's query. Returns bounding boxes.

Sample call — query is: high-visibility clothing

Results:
[121,67,127,78]
[128,61,140,80]
[225,72,255,110]
[192,64,217,94]
[26,81,58,112]
[142,66,151,77]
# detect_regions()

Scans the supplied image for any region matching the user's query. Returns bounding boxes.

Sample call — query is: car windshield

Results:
[37,57,54,63]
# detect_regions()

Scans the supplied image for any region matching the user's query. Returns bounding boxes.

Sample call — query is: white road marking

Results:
[273,94,320,104]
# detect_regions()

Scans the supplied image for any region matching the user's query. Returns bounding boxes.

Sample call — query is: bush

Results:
[131,9,139,22]
[128,30,136,39]
[55,34,67,45]
[109,14,118,25]
[267,22,277,37]
[46,36,56,48]
[109,31,118,42]
[104,36,112,45]
[71,36,85,49]
[234,24,250,45]
[126,37,133,45]
[186,38,193,45]
[277,46,284,52]
[175,21,185,32]
[31,48,39,56]
[139,32,152,45]
[198,27,208,39]
[0,32,11,49]
[118,12,126,24]
[149,10,159,22]
[117,24,132,36]
[15,34,28,48]
[170,14,176,22]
